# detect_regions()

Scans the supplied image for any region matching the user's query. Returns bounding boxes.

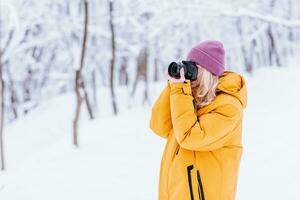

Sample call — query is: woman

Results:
[150,41,247,200]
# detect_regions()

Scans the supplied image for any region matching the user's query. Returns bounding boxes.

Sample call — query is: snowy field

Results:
[0,63,300,200]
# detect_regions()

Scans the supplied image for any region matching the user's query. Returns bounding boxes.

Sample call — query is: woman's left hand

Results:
[168,68,186,84]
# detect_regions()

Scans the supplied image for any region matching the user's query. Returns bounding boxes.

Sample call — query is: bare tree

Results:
[6,68,18,121]
[91,69,98,111]
[109,0,118,115]
[131,48,150,105]
[153,40,160,82]
[236,19,255,73]
[267,25,282,66]
[73,0,92,147]
[0,50,5,170]
[119,57,129,86]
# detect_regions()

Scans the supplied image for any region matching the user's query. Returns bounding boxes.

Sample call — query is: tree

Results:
[131,48,150,105]
[0,49,5,170]
[73,0,93,147]
[108,0,118,115]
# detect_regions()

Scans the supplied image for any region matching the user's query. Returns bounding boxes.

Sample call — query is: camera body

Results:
[168,61,198,81]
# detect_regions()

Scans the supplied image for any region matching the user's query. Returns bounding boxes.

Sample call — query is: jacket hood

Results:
[217,71,247,108]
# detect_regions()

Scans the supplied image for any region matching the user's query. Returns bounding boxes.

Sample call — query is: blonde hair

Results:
[192,66,219,109]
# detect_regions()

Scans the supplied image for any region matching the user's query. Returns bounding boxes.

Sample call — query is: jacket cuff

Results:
[170,81,192,95]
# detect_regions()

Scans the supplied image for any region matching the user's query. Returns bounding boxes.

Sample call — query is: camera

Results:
[168,61,198,81]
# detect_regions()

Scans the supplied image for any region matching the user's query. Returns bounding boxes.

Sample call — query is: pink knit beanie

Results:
[187,40,225,76]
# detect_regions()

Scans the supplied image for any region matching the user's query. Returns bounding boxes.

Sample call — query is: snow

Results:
[1,61,300,199]
[238,66,300,199]
[219,8,300,27]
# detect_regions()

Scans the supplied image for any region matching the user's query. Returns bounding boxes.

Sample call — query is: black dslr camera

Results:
[168,61,198,81]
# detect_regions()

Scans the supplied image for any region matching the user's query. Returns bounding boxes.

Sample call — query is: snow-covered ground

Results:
[0,63,300,199]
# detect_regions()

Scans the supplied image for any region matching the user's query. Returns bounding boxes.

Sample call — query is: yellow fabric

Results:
[150,71,247,200]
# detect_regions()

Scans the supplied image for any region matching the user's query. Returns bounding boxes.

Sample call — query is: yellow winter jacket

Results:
[150,71,247,200]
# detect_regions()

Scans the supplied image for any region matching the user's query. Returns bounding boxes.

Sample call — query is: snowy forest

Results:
[0,0,300,199]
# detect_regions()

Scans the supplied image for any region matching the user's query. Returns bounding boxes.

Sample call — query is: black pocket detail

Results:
[197,170,205,200]
[187,165,194,200]
[175,145,180,155]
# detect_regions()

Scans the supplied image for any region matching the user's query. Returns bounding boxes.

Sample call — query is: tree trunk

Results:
[5,65,18,120]
[91,69,98,111]
[109,0,118,115]
[73,70,83,147]
[119,57,129,86]
[83,80,94,119]
[23,67,33,114]
[236,18,254,73]
[267,25,282,66]
[73,0,89,147]
[131,48,149,105]
[266,0,282,67]
[40,46,57,91]
[153,58,159,82]
[0,50,5,171]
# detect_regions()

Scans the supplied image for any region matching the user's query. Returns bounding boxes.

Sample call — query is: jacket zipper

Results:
[187,165,194,200]
[197,170,205,200]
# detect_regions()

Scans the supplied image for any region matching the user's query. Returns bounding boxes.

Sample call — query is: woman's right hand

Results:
[191,80,200,89]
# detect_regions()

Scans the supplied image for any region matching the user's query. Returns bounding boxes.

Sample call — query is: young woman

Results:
[150,41,247,200]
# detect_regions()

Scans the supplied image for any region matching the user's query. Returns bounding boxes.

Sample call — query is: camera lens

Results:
[168,62,181,78]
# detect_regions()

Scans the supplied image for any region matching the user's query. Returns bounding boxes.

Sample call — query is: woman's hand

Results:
[167,68,185,84]
[191,79,200,89]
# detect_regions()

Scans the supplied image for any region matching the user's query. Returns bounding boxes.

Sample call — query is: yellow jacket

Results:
[150,71,247,200]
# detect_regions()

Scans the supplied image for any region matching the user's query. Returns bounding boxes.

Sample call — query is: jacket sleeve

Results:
[169,81,241,151]
[149,82,172,139]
